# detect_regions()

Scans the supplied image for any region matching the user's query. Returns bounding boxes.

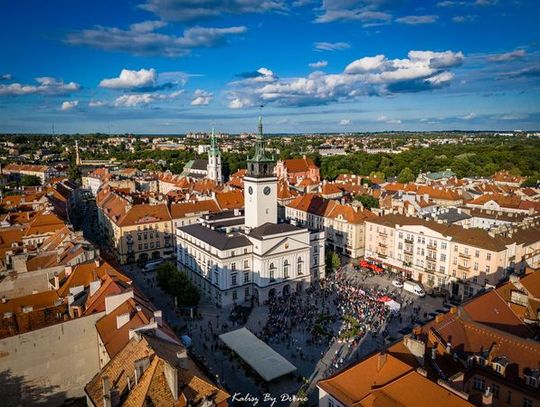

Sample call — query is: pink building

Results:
[275,156,320,184]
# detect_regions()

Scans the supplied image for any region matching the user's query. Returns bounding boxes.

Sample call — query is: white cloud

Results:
[452,15,476,23]
[345,55,385,74]
[66,23,247,58]
[227,50,464,108]
[314,0,394,25]
[140,0,287,22]
[114,94,155,107]
[61,100,79,111]
[191,89,213,105]
[396,15,439,25]
[487,49,527,62]
[339,119,351,125]
[0,77,80,96]
[377,115,401,124]
[129,20,167,33]
[309,60,328,69]
[0,74,12,81]
[461,112,477,120]
[100,68,157,89]
[314,42,350,51]
[89,100,106,107]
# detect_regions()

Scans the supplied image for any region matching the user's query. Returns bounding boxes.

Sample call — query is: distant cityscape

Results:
[0,120,538,407]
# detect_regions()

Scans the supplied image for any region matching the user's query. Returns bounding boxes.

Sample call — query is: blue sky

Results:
[0,0,539,134]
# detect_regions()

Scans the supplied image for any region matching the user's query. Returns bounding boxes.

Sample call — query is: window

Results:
[269,263,275,282]
[475,250,480,258]
[231,263,236,271]
[487,383,499,399]
[507,391,512,404]
[328,399,336,407]
[487,253,492,261]
[244,260,249,268]
[522,398,533,407]
[284,260,289,278]
[231,273,237,286]
[245,287,250,298]
[244,271,249,283]
[232,290,237,300]
[441,242,447,250]
[440,254,446,261]
[486,265,490,273]
[474,262,478,271]
[473,377,485,391]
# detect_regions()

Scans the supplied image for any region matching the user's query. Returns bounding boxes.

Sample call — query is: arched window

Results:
[269,263,275,281]
[284,260,289,278]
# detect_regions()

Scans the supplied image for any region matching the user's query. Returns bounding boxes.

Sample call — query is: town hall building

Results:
[175,118,325,307]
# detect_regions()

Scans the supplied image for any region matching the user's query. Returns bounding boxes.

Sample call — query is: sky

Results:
[0,0,539,134]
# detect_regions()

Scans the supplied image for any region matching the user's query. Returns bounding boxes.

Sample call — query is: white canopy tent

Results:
[219,327,297,382]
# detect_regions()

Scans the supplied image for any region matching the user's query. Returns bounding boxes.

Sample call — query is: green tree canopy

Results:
[397,167,415,183]
[21,175,41,186]
[355,194,379,210]
[157,263,200,307]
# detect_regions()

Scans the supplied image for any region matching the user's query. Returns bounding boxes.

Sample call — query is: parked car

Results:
[392,278,404,288]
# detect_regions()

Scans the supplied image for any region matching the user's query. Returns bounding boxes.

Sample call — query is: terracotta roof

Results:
[85,333,229,407]
[461,289,532,337]
[170,200,220,219]
[3,163,50,173]
[277,180,298,200]
[0,290,61,314]
[57,260,131,298]
[215,190,244,210]
[520,271,540,298]
[319,350,473,407]
[422,312,540,383]
[491,170,526,184]
[321,183,342,196]
[281,157,317,173]
[118,204,172,227]
[23,211,66,237]
[287,193,376,224]
[468,193,522,209]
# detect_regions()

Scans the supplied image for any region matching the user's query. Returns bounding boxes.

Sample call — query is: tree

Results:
[157,263,200,307]
[355,194,379,210]
[521,174,540,187]
[397,167,415,183]
[20,174,41,186]
[325,251,341,271]
[68,164,81,182]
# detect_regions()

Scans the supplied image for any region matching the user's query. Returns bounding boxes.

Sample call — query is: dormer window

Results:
[524,369,540,388]
[492,356,509,376]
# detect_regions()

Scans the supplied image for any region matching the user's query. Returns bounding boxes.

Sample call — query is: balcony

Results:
[404,238,414,244]
[378,230,388,236]
[427,244,437,250]
[459,252,471,259]
[426,257,437,263]
[458,264,470,271]
[378,242,387,248]
[404,247,413,254]
[377,253,388,259]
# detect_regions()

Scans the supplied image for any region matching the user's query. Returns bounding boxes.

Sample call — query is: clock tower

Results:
[244,116,277,229]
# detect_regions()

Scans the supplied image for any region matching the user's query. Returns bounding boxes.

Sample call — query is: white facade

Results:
[244,175,278,229]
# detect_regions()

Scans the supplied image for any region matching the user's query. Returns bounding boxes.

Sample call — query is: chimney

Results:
[64,265,73,277]
[153,310,163,325]
[134,356,151,384]
[450,306,458,314]
[176,350,189,370]
[1,296,6,304]
[482,388,493,407]
[116,312,130,329]
[377,351,387,372]
[95,258,101,267]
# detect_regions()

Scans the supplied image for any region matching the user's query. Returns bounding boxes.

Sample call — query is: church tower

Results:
[206,128,222,183]
[244,116,277,229]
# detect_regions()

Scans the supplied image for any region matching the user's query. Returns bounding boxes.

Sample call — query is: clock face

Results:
[264,186,271,195]
[248,186,253,195]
